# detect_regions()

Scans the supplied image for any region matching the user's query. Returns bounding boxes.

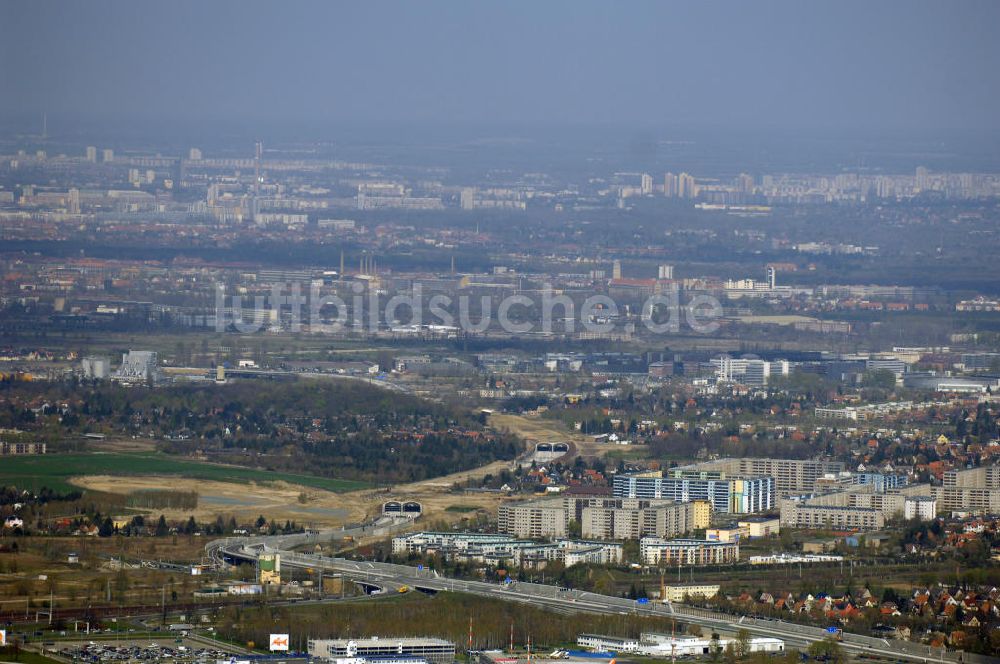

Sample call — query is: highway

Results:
[209,533,994,664]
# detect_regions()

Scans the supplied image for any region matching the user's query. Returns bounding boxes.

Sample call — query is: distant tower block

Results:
[460,188,475,210]
[766,265,776,289]
[68,188,81,215]
[640,173,653,195]
[658,264,674,280]
[612,259,622,280]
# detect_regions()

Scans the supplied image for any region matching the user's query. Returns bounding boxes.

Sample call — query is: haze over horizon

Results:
[2,0,1000,140]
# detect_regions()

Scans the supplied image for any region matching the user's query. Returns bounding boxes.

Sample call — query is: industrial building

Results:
[81,355,111,379]
[577,633,783,656]
[308,638,455,664]
[113,350,162,384]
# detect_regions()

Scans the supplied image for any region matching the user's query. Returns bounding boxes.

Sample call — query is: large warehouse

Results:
[308,638,456,664]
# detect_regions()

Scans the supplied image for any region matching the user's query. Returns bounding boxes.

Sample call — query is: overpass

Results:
[209,532,994,664]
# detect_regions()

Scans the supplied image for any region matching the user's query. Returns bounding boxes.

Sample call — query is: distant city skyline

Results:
[2,0,1000,136]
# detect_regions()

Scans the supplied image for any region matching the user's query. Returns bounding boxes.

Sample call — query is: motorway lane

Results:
[214,539,975,664]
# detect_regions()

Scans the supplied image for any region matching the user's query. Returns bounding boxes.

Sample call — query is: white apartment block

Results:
[497,499,568,539]
[639,538,740,566]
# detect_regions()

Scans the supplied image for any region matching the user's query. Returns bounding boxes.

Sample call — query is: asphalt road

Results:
[211,534,991,664]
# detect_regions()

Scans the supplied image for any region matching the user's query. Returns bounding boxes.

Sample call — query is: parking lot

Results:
[49,637,242,663]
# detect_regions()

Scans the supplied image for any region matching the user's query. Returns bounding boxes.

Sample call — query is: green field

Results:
[0,648,62,664]
[0,452,369,493]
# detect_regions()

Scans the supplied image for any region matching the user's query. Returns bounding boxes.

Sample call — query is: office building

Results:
[961,353,1000,371]
[711,356,788,386]
[85,146,97,162]
[865,357,907,378]
[657,264,674,280]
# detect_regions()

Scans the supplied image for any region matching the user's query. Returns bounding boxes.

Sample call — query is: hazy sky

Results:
[2,0,999,135]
